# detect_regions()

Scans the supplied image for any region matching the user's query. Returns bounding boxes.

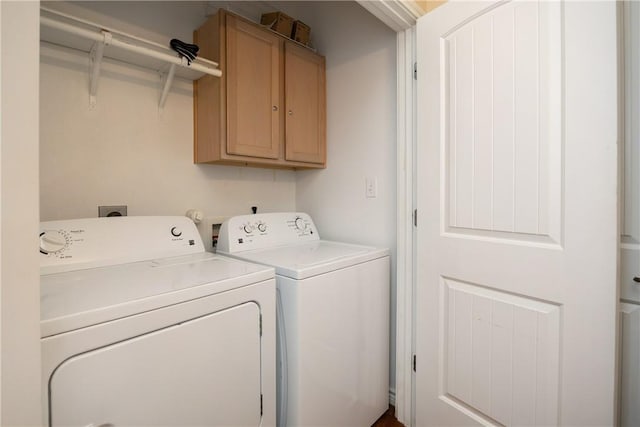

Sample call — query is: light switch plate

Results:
[366,177,377,198]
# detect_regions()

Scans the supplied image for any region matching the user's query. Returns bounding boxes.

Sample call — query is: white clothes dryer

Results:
[218,212,390,427]
[40,216,275,427]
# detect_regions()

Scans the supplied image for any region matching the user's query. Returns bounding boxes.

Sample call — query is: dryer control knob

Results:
[39,230,67,254]
[294,217,306,230]
[243,224,253,234]
[257,223,267,232]
[171,227,182,237]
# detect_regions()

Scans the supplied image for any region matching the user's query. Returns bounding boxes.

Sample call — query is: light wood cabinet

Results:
[284,43,326,164]
[194,10,326,169]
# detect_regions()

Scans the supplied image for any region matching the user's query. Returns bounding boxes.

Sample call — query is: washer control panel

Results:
[217,212,319,253]
[40,216,204,275]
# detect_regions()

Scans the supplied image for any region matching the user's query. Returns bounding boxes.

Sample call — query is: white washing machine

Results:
[218,212,390,427]
[40,216,276,427]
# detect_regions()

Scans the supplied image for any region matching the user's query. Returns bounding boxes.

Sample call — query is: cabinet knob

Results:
[272,106,278,111]
[288,110,293,116]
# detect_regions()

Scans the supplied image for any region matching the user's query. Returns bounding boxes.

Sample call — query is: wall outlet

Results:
[199,215,229,253]
[98,205,128,217]
[211,223,222,252]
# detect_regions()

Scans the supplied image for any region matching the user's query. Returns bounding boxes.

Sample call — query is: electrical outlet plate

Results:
[197,216,229,253]
[98,205,128,217]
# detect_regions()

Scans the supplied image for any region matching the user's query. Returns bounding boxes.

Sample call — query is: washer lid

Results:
[40,253,274,337]
[222,240,390,280]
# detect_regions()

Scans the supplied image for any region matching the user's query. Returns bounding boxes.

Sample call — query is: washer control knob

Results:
[294,217,306,231]
[39,230,67,254]
[257,223,267,233]
[243,224,253,234]
[170,227,182,237]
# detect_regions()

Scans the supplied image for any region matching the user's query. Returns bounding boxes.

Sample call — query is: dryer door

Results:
[49,302,262,427]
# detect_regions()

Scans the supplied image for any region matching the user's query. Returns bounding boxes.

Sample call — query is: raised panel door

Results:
[284,43,326,165]
[226,15,281,159]
[415,1,618,425]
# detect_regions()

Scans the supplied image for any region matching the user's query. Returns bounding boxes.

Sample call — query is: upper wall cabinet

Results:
[194,10,326,169]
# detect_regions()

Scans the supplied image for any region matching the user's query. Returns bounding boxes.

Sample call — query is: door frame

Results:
[394,26,417,426]
[0,1,43,424]
[355,1,419,424]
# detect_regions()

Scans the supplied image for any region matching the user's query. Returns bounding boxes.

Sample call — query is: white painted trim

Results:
[356,0,422,32]
[0,2,3,420]
[1,2,42,424]
[394,26,416,426]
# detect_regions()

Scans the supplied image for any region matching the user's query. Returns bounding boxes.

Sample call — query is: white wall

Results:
[277,1,399,395]
[40,1,296,233]
[1,1,42,424]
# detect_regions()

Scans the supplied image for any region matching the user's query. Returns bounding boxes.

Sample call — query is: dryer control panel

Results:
[40,216,204,275]
[217,212,320,253]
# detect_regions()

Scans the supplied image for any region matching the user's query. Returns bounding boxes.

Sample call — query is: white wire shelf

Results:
[40,7,221,109]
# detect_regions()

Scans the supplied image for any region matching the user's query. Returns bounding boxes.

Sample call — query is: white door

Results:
[415,1,618,426]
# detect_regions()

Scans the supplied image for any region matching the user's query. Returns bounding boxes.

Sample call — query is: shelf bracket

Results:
[158,63,177,111]
[88,30,112,109]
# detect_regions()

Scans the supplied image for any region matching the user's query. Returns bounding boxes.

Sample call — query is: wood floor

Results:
[371,406,404,427]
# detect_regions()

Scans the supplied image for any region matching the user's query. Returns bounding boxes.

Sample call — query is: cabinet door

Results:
[226,15,282,159]
[284,43,326,164]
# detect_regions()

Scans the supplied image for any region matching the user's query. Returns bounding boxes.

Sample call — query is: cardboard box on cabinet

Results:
[291,20,310,45]
[260,12,293,37]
